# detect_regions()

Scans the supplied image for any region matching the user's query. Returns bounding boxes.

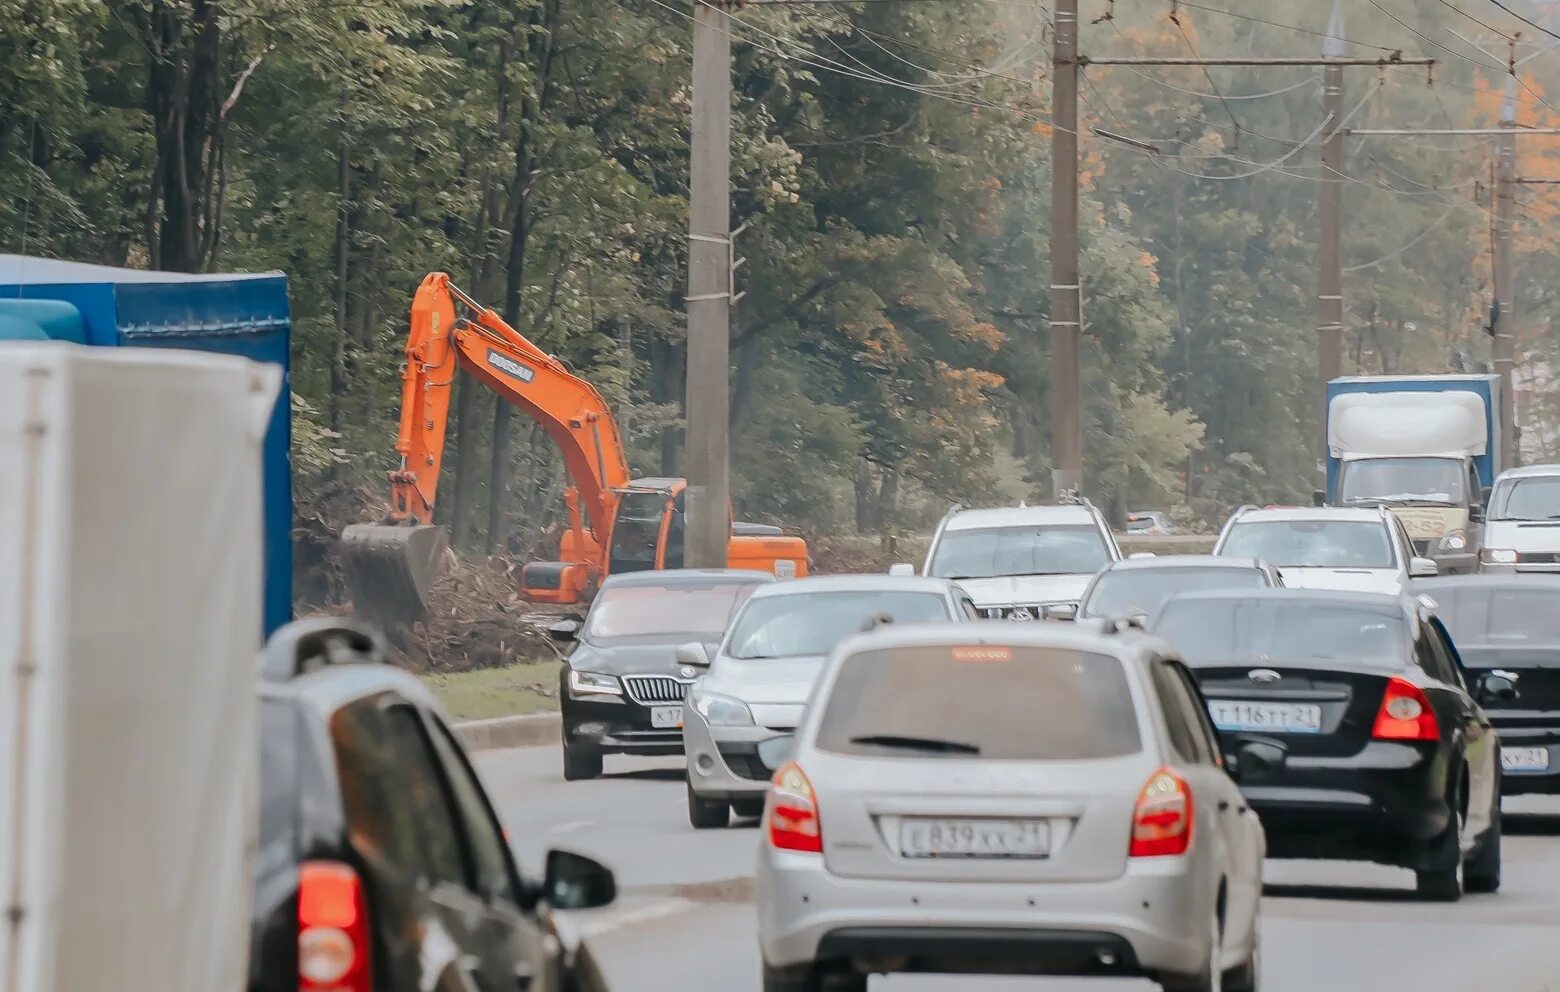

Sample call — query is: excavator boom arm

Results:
[388,273,632,538]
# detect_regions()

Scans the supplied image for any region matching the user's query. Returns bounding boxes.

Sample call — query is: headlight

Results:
[569,670,623,697]
[691,691,755,726]
[1482,548,1518,564]
[1438,530,1468,552]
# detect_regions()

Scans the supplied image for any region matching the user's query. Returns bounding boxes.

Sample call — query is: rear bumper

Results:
[756,849,1213,980]
[1489,719,1560,795]
[1239,741,1451,867]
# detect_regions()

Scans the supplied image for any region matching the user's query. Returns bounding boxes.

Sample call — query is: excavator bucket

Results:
[340,523,449,624]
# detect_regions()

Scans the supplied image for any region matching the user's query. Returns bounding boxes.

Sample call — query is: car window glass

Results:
[585,583,757,640]
[425,716,519,905]
[725,591,949,659]
[1155,599,1408,670]
[1217,520,1394,569]
[927,524,1111,579]
[332,699,467,890]
[1083,567,1266,619]
[814,646,1142,760]
[257,698,297,883]
[1171,662,1225,761]
[1490,475,1560,520]
[1414,627,1455,684]
[1149,663,1211,764]
[1423,620,1466,690]
[959,596,981,621]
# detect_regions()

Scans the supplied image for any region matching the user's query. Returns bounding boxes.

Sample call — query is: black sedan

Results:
[1151,588,1503,900]
[1417,575,1560,795]
[554,568,774,780]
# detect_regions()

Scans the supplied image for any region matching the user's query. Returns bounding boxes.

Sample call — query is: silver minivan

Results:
[1480,464,1560,572]
[756,621,1266,992]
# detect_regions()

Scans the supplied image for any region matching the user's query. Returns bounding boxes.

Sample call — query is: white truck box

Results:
[0,344,280,992]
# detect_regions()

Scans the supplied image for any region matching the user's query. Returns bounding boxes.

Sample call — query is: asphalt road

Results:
[477,747,1560,992]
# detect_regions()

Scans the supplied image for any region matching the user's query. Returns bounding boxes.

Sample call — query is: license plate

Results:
[1502,746,1550,773]
[650,705,683,729]
[1208,700,1323,734]
[899,818,1050,859]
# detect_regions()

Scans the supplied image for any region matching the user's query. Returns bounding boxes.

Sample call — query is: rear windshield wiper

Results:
[848,734,981,755]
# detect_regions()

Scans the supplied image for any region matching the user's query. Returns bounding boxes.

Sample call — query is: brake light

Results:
[298,860,371,991]
[1130,768,1193,857]
[1372,677,1439,741]
[767,762,822,853]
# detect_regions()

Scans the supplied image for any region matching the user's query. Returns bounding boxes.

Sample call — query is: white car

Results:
[1213,505,1436,594]
[756,621,1265,992]
[1480,463,1560,573]
[909,501,1122,619]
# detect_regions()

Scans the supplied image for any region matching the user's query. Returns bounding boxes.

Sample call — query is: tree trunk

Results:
[327,139,351,467]
[146,0,222,272]
[449,371,483,548]
[876,471,900,532]
[854,460,876,533]
[486,399,513,551]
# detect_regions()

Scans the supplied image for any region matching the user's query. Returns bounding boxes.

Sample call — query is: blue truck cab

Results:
[1324,374,1502,575]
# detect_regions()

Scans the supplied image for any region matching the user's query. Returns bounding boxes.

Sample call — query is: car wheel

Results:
[1415,801,1465,902]
[561,735,603,782]
[1465,793,1502,894]
[1223,928,1259,992]
[761,962,822,992]
[1160,912,1223,992]
[687,782,729,829]
[732,797,766,820]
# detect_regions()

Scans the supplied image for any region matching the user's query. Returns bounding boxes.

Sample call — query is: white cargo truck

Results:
[0,344,279,992]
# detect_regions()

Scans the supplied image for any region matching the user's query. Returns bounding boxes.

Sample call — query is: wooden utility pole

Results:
[685,0,733,568]
[1050,0,1084,498]
[1317,1,1346,449]
[1494,76,1519,469]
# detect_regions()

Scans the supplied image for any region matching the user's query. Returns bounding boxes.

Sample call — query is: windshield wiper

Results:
[848,734,981,755]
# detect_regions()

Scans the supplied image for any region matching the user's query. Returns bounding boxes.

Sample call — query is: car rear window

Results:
[813,646,1142,760]
[1084,567,1267,619]
[724,591,950,659]
[1429,586,1560,645]
[1155,599,1408,669]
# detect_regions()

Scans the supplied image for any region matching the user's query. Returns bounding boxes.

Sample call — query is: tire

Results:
[1160,913,1223,992]
[1415,800,1465,903]
[561,735,603,782]
[1465,794,1502,894]
[1223,930,1259,992]
[732,797,766,820]
[687,782,729,829]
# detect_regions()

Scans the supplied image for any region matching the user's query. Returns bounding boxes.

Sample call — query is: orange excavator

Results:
[341,273,809,622]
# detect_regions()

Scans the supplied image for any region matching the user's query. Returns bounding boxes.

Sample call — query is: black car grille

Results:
[621,675,694,705]
[720,751,774,781]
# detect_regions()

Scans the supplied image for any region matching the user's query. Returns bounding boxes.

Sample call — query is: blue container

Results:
[0,255,294,636]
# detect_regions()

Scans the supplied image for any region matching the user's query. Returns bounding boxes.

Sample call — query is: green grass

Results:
[420,660,560,722]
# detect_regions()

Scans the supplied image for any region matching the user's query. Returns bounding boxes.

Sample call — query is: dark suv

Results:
[253,619,617,992]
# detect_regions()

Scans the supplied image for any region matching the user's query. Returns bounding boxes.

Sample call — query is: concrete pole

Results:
[1049,0,1083,498]
[1494,77,1519,469]
[685,0,732,567]
[1317,1,1346,459]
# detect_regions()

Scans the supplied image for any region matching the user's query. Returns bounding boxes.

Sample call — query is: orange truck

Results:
[342,273,808,621]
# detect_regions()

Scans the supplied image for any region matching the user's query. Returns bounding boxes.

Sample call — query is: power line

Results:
[1343,199,1463,271]
[1168,4,1243,142]
[1433,0,1513,41]
[1151,0,1402,56]
[1366,0,1507,73]
[1481,0,1560,43]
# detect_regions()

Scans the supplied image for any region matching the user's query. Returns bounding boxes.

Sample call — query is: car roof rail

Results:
[263,616,388,683]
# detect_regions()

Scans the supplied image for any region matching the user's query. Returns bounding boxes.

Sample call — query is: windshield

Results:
[586,582,759,640]
[725,590,949,659]
[1154,599,1407,669]
[1429,585,1560,646]
[1219,520,1394,569]
[1337,457,1464,505]
[1082,567,1268,619]
[608,490,667,572]
[1489,476,1560,521]
[814,646,1141,760]
[928,524,1110,579]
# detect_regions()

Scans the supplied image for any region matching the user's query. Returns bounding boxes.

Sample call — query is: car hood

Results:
[1486,519,1560,554]
[953,573,1092,608]
[569,637,716,677]
[1275,567,1403,595]
[704,656,826,705]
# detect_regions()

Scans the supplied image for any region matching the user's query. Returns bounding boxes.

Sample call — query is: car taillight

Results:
[1372,677,1439,741]
[767,761,822,853]
[298,860,371,992]
[1130,768,1193,858]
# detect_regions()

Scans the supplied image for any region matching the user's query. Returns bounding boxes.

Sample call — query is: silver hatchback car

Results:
[756,621,1266,992]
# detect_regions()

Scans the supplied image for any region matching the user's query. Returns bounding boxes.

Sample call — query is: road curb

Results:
[454,711,560,752]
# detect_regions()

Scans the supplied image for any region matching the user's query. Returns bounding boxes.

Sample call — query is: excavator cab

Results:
[606,481,685,575]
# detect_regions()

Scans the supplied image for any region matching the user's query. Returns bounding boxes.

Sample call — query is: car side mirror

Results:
[547,619,582,643]
[542,849,616,911]
[1222,750,1241,782]
[1225,737,1287,782]
[1409,556,1439,578]
[1478,671,1519,706]
[1468,503,1485,523]
[675,641,711,668]
[887,562,916,577]
[1312,488,1326,507]
[1044,603,1077,621]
